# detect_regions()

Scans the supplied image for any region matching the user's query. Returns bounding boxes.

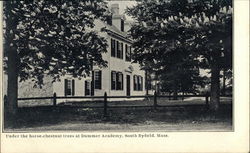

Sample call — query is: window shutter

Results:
[121,43,124,59]
[121,73,123,90]
[116,72,119,90]
[141,77,143,91]
[118,41,121,58]
[111,39,115,57]
[111,39,113,56]
[111,71,113,90]
[114,40,116,57]
[125,44,128,61]
[85,81,87,96]
[116,41,119,58]
[72,79,75,96]
[64,79,68,96]
[99,71,102,89]
[134,76,136,91]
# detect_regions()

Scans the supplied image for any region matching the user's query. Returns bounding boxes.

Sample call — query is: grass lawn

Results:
[4,98,232,132]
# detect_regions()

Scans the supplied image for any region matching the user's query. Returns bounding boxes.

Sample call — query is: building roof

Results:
[103,21,133,44]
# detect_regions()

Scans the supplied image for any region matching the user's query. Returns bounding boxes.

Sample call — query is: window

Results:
[85,81,91,96]
[107,15,112,25]
[117,41,123,59]
[94,70,102,89]
[139,76,143,91]
[117,41,121,58]
[134,75,137,91]
[138,76,141,91]
[116,72,123,90]
[125,44,131,61]
[111,71,123,90]
[111,71,116,90]
[111,39,116,57]
[121,19,124,32]
[134,75,143,91]
[64,79,75,96]
[111,39,124,60]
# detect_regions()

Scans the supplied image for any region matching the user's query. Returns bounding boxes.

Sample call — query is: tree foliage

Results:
[127,0,232,68]
[4,0,110,86]
[127,0,232,110]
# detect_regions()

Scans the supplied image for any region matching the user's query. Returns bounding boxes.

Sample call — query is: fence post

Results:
[154,91,157,110]
[53,92,57,106]
[103,92,107,117]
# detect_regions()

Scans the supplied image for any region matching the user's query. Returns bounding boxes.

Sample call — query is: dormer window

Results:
[121,19,124,32]
[107,15,112,25]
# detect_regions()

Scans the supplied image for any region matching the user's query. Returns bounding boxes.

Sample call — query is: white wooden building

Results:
[52,4,147,102]
[3,4,151,104]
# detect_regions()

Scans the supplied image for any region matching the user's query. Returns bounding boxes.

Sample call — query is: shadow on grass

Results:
[4,104,232,131]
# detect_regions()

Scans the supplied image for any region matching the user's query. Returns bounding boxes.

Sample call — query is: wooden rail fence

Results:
[4,92,232,117]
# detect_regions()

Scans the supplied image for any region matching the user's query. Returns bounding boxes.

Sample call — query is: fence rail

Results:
[4,92,232,117]
[17,95,152,100]
[16,94,232,101]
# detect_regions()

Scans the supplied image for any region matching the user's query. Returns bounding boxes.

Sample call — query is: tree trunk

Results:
[210,64,220,112]
[7,47,18,116]
[5,1,19,117]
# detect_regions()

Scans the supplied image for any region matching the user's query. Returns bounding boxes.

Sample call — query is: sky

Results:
[107,1,137,21]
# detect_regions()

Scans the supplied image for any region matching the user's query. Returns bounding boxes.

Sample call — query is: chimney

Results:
[111,4,119,15]
[110,4,125,32]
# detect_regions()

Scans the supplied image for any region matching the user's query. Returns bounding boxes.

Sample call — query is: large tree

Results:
[4,0,110,116]
[127,0,232,112]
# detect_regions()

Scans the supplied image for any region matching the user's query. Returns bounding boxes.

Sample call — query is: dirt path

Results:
[7,121,232,132]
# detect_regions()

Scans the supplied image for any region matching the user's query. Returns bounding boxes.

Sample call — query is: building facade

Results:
[51,4,147,102]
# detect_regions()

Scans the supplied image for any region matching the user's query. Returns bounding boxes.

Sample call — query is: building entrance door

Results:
[126,75,131,96]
